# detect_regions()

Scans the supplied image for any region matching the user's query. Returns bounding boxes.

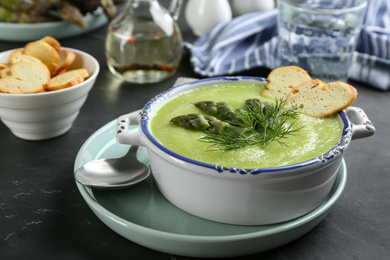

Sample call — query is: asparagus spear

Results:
[245,99,268,113]
[170,114,211,131]
[0,5,51,23]
[206,116,248,137]
[170,114,248,137]
[0,0,78,24]
[56,1,87,28]
[0,0,33,11]
[0,0,60,15]
[194,101,245,125]
[0,0,116,25]
[170,99,302,151]
[99,0,116,20]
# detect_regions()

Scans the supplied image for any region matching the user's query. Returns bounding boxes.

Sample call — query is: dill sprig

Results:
[199,99,302,151]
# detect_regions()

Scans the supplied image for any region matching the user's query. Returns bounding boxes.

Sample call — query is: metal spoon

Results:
[74,145,150,189]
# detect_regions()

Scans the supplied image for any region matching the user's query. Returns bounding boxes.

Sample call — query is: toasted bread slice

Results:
[0,76,45,94]
[40,36,61,54]
[22,40,59,76]
[285,79,358,118]
[0,68,11,78]
[54,68,67,75]
[0,62,7,70]
[10,62,50,89]
[9,54,50,75]
[54,49,76,76]
[72,68,89,79]
[0,63,9,77]
[261,66,312,100]
[47,68,89,91]
[7,49,23,64]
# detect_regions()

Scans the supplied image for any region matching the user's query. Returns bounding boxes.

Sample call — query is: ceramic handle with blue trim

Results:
[116,110,144,146]
[345,107,375,140]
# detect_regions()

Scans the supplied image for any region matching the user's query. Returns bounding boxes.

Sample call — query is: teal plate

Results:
[74,119,347,258]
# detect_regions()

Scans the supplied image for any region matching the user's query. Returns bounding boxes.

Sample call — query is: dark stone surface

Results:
[1,2,389,259]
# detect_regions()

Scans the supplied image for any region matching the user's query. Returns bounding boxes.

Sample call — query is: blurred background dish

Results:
[0,8,108,42]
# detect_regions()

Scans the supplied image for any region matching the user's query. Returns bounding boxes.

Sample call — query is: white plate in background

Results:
[0,8,108,42]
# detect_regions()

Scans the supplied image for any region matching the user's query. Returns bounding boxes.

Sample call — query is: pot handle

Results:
[116,110,144,146]
[345,106,375,140]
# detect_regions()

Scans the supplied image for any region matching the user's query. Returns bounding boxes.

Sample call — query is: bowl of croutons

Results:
[0,36,99,140]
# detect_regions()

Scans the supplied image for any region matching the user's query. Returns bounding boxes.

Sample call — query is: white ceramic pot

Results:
[117,77,375,225]
[0,48,99,140]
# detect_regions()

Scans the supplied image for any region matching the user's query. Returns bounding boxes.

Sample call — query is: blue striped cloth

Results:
[185,0,390,91]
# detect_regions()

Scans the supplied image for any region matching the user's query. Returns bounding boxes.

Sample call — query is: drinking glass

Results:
[277,0,367,82]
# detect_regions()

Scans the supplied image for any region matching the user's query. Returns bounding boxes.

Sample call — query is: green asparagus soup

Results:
[150,82,343,168]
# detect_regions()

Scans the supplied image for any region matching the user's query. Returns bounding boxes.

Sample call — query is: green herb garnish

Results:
[170,98,302,152]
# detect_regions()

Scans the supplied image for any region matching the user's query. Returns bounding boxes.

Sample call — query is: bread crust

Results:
[54,49,76,76]
[10,62,50,88]
[0,36,89,94]
[9,54,50,75]
[285,79,358,118]
[0,62,8,70]
[47,69,89,91]
[0,76,45,94]
[47,75,84,91]
[261,66,312,99]
[7,49,23,64]
[0,68,11,78]
[23,40,59,76]
[40,36,61,54]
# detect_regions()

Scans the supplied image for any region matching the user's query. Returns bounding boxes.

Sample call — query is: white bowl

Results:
[116,77,375,225]
[0,48,99,140]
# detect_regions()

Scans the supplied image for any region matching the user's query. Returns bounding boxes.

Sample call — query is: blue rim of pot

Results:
[140,76,353,175]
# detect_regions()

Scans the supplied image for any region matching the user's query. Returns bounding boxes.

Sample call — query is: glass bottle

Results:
[105,0,183,84]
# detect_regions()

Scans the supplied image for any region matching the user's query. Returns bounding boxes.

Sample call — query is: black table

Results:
[1,5,389,260]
